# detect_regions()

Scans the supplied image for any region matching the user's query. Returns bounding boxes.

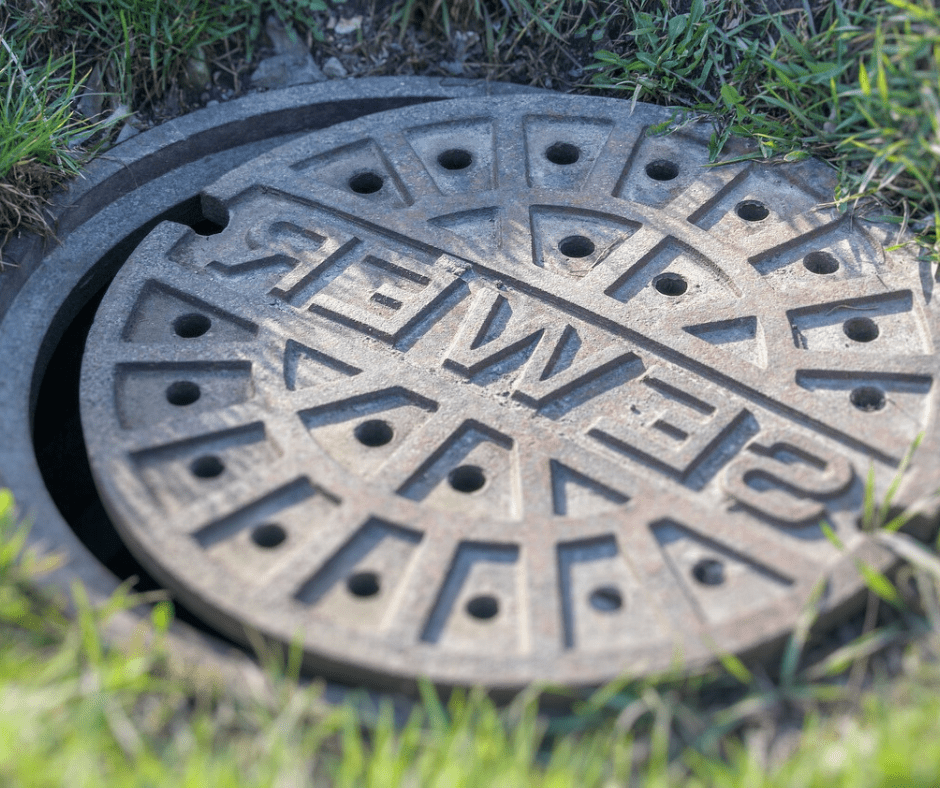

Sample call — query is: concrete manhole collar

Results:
[80,94,940,692]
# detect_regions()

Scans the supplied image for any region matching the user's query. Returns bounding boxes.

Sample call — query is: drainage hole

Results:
[252,523,287,548]
[558,235,595,258]
[645,159,679,181]
[803,250,839,275]
[348,171,384,194]
[653,272,688,296]
[354,419,394,447]
[692,558,725,586]
[589,586,623,612]
[347,571,381,597]
[851,385,886,412]
[843,317,880,343]
[437,148,473,170]
[466,594,499,620]
[545,141,580,165]
[166,380,201,406]
[173,312,212,338]
[448,465,486,493]
[190,454,225,479]
[735,200,770,222]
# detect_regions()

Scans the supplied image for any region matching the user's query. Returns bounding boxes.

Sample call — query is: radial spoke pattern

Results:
[79,95,940,691]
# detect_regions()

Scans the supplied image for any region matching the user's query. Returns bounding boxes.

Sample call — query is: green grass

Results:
[0,38,117,244]
[3,0,938,259]
[0,0,336,252]
[3,0,335,108]
[2,485,940,786]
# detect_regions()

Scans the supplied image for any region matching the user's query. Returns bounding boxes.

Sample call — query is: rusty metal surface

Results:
[80,95,940,692]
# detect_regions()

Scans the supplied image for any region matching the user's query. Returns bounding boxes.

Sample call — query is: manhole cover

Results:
[80,95,940,692]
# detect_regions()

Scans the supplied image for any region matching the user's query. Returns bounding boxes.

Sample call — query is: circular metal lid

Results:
[80,94,940,692]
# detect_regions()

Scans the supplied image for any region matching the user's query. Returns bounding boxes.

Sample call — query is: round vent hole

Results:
[166,381,200,406]
[645,159,679,181]
[347,571,381,597]
[349,171,384,194]
[355,419,394,447]
[545,142,580,165]
[437,148,473,170]
[466,594,499,619]
[173,313,211,338]
[252,523,287,548]
[693,559,725,586]
[736,200,769,222]
[589,586,623,612]
[448,465,486,493]
[190,455,225,479]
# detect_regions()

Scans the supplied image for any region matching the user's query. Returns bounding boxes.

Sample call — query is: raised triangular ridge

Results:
[122,280,258,343]
[557,535,668,651]
[293,138,412,208]
[530,206,640,278]
[396,420,521,521]
[429,207,501,255]
[523,114,615,190]
[605,236,738,304]
[299,386,437,477]
[651,520,792,624]
[550,460,629,517]
[283,339,361,391]
[683,316,766,368]
[295,518,423,632]
[405,118,497,194]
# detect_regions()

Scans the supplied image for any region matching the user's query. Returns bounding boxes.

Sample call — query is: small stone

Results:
[452,30,479,59]
[77,63,106,119]
[164,91,180,116]
[206,100,220,107]
[440,60,465,77]
[115,122,140,145]
[183,52,211,92]
[250,53,326,89]
[322,57,348,79]
[334,15,362,35]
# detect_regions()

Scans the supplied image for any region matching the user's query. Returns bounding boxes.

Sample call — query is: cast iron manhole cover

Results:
[80,95,940,692]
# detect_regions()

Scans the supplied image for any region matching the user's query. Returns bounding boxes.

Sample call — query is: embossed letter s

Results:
[722,430,854,526]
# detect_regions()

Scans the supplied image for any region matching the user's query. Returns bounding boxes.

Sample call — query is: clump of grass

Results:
[0,38,117,255]
[0,0,346,256]
[5,0,252,109]
[590,0,940,261]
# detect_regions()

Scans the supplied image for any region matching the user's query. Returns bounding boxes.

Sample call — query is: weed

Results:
[590,0,940,261]
[0,37,117,251]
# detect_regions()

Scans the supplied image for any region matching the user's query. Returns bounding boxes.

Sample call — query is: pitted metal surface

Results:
[80,95,940,691]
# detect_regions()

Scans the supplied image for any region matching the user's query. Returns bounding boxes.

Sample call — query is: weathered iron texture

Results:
[80,94,940,693]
